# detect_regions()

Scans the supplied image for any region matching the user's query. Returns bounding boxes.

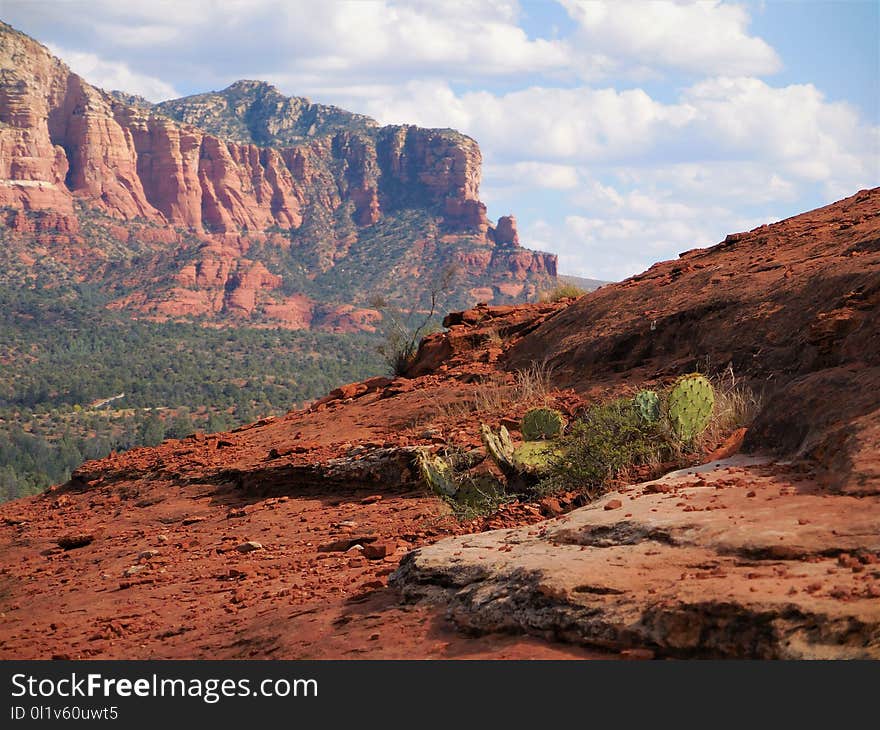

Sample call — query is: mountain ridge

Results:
[0,21,557,332]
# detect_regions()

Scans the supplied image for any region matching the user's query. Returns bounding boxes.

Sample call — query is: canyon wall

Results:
[0,22,556,329]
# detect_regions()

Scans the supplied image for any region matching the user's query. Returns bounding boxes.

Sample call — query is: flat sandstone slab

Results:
[392,458,880,658]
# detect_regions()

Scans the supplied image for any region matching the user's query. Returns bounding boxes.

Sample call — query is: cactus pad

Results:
[633,390,661,423]
[521,408,567,441]
[480,423,514,470]
[511,441,560,476]
[666,374,715,441]
[415,450,457,497]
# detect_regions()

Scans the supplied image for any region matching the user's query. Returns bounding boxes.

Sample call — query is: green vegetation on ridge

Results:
[0,285,384,502]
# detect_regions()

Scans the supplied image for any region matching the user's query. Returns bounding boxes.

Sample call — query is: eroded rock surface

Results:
[393,458,880,658]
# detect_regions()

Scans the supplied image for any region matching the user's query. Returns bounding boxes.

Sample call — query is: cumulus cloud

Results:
[366,77,878,203]
[4,0,783,93]
[484,162,580,191]
[362,81,695,161]
[524,203,772,282]
[4,0,876,280]
[561,0,781,76]
[681,77,877,196]
[8,0,577,91]
[46,45,179,101]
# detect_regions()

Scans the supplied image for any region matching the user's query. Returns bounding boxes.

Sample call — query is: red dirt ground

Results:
[1,189,877,659]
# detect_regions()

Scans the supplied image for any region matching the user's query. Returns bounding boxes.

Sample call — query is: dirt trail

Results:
[0,478,607,659]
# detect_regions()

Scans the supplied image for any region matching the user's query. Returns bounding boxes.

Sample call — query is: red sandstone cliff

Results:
[0,22,557,330]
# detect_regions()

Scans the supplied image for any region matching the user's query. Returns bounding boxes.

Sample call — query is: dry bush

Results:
[540,284,586,302]
[482,328,503,347]
[430,360,555,423]
[700,365,763,447]
[471,361,554,414]
[535,397,678,499]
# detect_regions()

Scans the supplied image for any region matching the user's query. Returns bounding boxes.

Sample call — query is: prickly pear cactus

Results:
[511,441,560,476]
[415,450,457,497]
[633,390,661,423]
[666,374,715,441]
[521,408,566,441]
[454,474,505,509]
[480,423,514,470]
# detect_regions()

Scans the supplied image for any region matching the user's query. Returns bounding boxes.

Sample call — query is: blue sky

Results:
[3,0,878,280]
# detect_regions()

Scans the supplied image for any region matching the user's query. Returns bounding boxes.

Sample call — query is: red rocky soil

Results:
[1,189,878,658]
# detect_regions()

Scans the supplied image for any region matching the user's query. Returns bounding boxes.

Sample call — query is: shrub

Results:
[707,365,763,436]
[441,474,512,521]
[540,284,586,302]
[537,398,674,498]
[371,265,458,377]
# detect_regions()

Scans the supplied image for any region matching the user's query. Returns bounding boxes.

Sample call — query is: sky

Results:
[2,0,878,280]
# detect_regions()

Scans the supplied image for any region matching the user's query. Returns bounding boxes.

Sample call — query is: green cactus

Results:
[480,423,514,471]
[666,373,715,441]
[633,389,661,423]
[453,474,506,509]
[511,441,560,476]
[481,423,541,493]
[521,408,567,441]
[415,449,457,497]
[482,420,569,490]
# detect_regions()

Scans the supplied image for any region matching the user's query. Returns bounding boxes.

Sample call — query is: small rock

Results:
[318,536,377,552]
[360,495,383,505]
[604,499,623,511]
[236,541,263,553]
[363,540,397,560]
[230,590,247,605]
[348,557,367,568]
[57,533,95,550]
[539,497,564,517]
[138,550,159,560]
[123,565,145,578]
[157,535,169,543]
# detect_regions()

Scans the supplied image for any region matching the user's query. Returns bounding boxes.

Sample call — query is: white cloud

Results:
[611,162,800,207]
[525,201,771,282]
[10,0,577,90]
[47,45,178,101]
[5,1,876,281]
[4,0,782,93]
[362,81,695,161]
[484,162,580,191]
[561,0,781,76]
[681,77,877,196]
[364,77,878,204]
